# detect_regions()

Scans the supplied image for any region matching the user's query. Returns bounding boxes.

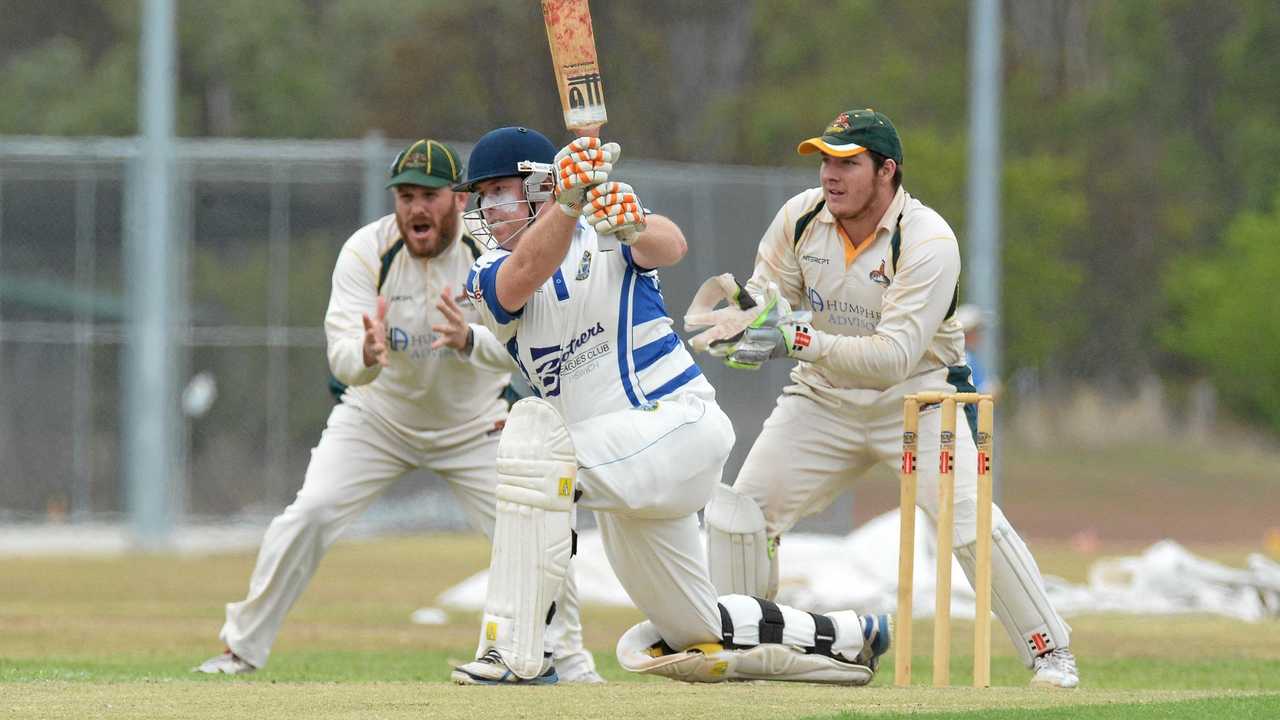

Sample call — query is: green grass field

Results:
[2,534,1278,719]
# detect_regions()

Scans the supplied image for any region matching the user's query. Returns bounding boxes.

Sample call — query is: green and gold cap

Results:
[387,139,463,189]
[797,108,903,164]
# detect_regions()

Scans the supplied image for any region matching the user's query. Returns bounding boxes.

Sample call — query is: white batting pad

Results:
[705,484,776,597]
[615,618,873,685]
[717,594,864,661]
[955,524,1072,668]
[478,398,577,679]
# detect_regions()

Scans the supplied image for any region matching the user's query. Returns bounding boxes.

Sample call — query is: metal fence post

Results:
[361,130,387,224]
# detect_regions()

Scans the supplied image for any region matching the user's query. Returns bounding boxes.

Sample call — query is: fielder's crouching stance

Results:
[448,126,890,686]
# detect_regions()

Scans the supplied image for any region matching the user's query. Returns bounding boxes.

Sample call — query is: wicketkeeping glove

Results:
[554,137,621,217]
[586,182,646,244]
[684,274,818,370]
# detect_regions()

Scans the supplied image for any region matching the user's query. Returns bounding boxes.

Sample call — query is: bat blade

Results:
[542,0,607,133]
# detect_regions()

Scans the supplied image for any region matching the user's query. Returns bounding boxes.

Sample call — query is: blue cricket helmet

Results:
[455,126,557,192]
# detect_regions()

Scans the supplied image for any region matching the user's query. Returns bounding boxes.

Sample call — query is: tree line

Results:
[3,0,1279,433]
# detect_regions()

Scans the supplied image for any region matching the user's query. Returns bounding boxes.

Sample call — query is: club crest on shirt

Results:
[869,259,891,288]
[807,287,825,312]
[575,250,593,280]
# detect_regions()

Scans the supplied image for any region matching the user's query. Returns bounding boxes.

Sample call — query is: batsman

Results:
[686,109,1079,688]
[449,126,892,686]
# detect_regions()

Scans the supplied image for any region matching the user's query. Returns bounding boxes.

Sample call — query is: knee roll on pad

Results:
[705,484,778,598]
[955,525,1072,668]
[478,398,577,679]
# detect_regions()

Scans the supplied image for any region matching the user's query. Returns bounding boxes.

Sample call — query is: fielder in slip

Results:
[685,108,1078,688]
[449,126,892,686]
[194,139,599,683]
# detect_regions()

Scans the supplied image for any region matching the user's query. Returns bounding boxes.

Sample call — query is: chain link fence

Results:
[0,134,866,534]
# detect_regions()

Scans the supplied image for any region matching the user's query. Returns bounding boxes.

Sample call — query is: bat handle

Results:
[572,124,610,247]
[596,233,619,252]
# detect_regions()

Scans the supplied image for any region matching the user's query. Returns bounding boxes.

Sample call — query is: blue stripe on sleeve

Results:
[616,265,641,407]
[620,243,655,273]
[632,332,679,372]
[645,364,702,401]
[478,254,522,324]
[631,273,668,326]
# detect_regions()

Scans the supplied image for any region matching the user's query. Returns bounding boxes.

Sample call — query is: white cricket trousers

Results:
[220,401,589,670]
[570,389,736,651]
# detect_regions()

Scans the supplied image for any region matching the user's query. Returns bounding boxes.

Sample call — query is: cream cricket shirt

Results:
[325,214,512,444]
[746,186,966,395]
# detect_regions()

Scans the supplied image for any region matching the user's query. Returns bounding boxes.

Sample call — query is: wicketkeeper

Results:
[448,126,892,687]
[686,109,1079,688]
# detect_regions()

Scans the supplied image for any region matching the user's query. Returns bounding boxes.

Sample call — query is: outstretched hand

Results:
[431,286,473,352]
[362,295,389,367]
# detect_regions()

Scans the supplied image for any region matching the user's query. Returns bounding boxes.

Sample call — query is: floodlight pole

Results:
[125,0,178,549]
[967,0,1002,499]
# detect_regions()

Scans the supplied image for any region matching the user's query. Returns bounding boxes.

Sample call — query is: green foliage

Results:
[1001,154,1086,370]
[180,1,339,137]
[1164,193,1280,432]
[0,36,136,135]
[8,0,1280,429]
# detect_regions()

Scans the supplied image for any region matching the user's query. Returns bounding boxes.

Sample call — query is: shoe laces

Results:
[1036,648,1077,674]
[477,648,504,665]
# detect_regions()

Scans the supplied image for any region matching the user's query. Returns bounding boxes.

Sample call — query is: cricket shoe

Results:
[193,649,256,675]
[853,613,892,672]
[1031,647,1079,689]
[451,649,559,685]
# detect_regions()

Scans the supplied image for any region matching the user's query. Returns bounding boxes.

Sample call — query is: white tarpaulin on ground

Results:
[435,509,1280,623]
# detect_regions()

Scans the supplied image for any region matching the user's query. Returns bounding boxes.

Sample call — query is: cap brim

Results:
[796,137,868,158]
[386,169,453,189]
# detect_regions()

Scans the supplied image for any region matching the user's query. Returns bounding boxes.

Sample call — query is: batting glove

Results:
[586,182,646,243]
[554,137,620,217]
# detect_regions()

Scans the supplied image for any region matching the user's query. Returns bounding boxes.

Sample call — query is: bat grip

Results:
[596,233,619,252]
[572,125,606,247]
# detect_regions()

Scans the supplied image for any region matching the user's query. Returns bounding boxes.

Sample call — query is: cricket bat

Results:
[541,0,617,249]
[541,0,607,136]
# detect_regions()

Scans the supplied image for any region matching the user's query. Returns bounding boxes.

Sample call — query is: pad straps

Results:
[755,598,786,644]
[807,612,837,657]
[717,603,738,648]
